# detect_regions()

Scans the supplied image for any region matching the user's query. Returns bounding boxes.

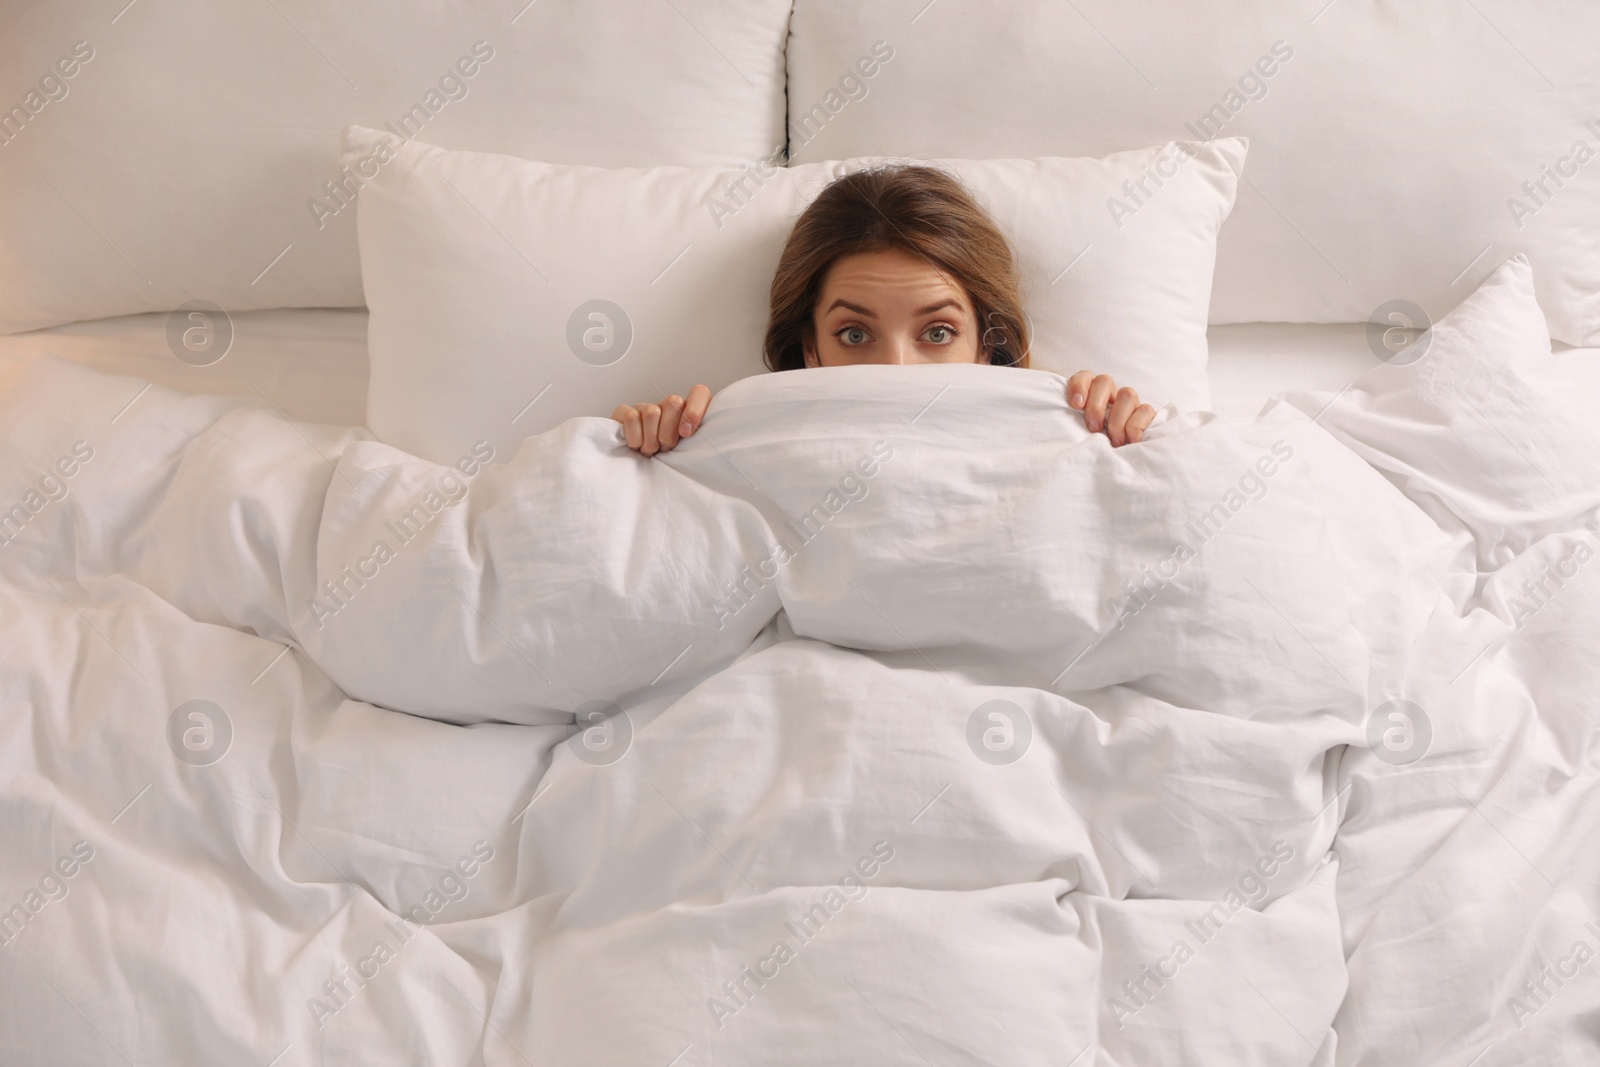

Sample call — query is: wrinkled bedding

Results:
[0,354,1594,1065]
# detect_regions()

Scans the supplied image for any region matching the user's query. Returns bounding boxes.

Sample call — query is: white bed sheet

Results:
[1206,323,1378,417]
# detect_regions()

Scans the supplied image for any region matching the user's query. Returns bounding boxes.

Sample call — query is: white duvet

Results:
[0,353,1594,1065]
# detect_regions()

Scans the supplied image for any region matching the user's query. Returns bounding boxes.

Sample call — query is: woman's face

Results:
[803,246,983,367]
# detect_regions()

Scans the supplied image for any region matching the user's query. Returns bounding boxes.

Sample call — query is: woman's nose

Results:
[881,336,913,364]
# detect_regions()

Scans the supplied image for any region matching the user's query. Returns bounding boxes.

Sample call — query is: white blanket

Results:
[0,354,1590,1065]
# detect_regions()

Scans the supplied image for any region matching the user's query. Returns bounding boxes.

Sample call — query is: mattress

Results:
[0,310,1406,426]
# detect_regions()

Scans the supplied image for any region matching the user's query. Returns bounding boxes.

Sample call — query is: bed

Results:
[2,3,1597,1065]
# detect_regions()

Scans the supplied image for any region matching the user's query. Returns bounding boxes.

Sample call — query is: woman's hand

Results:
[611,384,713,456]
[1066,371,1156,447]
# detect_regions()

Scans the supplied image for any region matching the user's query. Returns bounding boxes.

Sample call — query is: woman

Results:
[613,165,1157,454]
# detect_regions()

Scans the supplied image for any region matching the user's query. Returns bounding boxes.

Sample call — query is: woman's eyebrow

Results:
[824,297,962,316]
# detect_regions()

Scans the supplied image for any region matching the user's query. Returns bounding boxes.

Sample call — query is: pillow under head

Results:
[344,125,1245,464]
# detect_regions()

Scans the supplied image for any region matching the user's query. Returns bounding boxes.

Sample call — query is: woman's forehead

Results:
[819,249,969,311]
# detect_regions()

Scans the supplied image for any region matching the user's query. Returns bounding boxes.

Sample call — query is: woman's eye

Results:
[924,325,955,344]
[838,327,869,346]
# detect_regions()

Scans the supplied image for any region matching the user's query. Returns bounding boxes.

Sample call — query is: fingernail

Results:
[1088,419,1099,431]
[1071,392,1084,406]
[680,421,694,436]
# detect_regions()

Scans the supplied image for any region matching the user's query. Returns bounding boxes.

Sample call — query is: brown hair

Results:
[763,164,1030,372]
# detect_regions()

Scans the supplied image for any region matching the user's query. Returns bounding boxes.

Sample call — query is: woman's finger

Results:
[611,404,643,451]
[680,384,713,437]
[638,403,662,456]
[1085,374,1117,432]
[658,395,685,452]
[1125,403,1157,444]
[1066,370,1095,410]
[1105,386,1141,446]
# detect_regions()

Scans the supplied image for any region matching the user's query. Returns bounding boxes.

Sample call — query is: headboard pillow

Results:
[0,0,793,335]
[344,125,1245,464]
[785,2,1600,346]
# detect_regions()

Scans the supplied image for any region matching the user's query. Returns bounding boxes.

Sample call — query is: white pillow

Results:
[785,2,1600,346]
[346,125,1244,464]
[0,2,793,334]
[1285,256,1600,570]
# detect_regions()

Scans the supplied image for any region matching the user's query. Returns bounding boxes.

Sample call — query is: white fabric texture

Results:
[0,355,1420,1064]
[1330,524,1600,1066]
[1286,256,1600,571]
[345,125,1244,463]
[784,0,1600,346]
[0,0,792,334]
[1,342,1596,1062]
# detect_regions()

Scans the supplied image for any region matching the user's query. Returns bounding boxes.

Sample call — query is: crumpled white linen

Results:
[0,354,1484,1065]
